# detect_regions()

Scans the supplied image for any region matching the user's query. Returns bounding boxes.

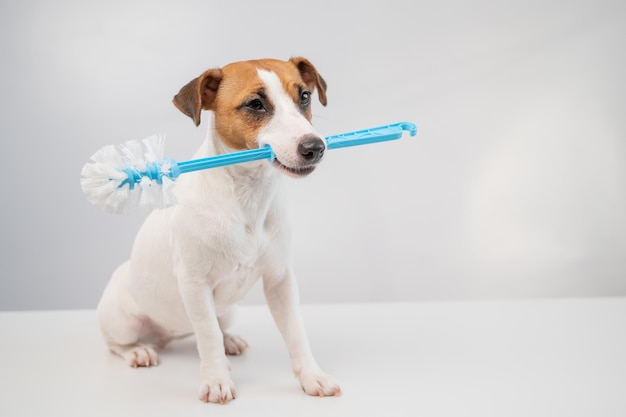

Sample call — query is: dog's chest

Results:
[209,181,284,308]
[210,220,274,310]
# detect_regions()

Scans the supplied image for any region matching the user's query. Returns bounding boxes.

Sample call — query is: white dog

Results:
[97,57,341,404]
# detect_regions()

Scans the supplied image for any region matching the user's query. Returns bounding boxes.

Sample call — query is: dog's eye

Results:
[300,91,311,107]
[246,98,265,112]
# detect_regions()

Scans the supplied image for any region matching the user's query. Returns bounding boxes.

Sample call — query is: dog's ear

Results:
[289,57,327,106]
[173,68,223,126]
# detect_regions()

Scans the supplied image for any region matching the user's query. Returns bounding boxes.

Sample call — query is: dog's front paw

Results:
[198,370,237,404]
[297,368,342,397]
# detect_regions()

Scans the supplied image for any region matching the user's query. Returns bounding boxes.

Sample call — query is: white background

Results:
[0,0,624,310]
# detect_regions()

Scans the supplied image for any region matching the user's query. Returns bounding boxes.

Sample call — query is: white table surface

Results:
[1,299,625,417]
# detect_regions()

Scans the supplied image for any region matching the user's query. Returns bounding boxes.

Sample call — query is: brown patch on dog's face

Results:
[173,58,327,151]
[212,61,274,150]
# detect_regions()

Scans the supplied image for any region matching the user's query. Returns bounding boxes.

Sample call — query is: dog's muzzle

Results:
[272,134,326,178]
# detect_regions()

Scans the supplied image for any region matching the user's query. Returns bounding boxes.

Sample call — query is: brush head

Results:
[80,135,178,214]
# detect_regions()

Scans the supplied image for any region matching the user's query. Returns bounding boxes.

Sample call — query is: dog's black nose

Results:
[298,136,326,163]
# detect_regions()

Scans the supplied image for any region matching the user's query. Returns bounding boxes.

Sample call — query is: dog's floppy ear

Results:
[173,68,223,126]
[289,57,328,106]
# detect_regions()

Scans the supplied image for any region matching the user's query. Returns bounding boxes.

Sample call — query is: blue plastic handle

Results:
[123,122,417,186]
[325,122,417,150]
[177,146,274,175]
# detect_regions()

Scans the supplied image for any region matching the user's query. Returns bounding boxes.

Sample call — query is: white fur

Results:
[256,69,327,168]
[97,68,340,404]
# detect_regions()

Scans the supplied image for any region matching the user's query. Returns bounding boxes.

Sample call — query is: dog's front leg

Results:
[177,275,235,404]
[263,270,341,397]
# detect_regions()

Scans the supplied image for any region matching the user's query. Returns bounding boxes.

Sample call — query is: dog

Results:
[96,57,340,404]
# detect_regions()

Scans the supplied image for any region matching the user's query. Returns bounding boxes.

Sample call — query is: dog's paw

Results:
[297,369,342,397]
[121,345,159,368]
[198,372,237,404]
[223,333,249,355]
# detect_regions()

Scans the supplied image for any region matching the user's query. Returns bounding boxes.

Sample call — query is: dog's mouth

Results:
[273,159,317,177]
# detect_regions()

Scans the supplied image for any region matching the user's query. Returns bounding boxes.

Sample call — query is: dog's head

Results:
[173,57,328,177]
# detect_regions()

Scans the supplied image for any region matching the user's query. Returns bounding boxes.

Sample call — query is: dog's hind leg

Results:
[97,261,159,367]
[218,307,249,356]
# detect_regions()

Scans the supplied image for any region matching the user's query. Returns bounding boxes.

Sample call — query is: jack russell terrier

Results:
[97,57,341,404]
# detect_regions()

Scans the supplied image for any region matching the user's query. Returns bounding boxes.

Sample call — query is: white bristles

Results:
[143,135,165,161]
[80,135,178,214]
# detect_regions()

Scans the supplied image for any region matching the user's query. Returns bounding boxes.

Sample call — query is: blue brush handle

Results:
[131,122,417,185]
[176,122,416,175]
[176,146,275,175]
[325,121,417,150]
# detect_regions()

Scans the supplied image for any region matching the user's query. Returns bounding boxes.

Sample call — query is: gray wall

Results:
[1,0,625,310]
